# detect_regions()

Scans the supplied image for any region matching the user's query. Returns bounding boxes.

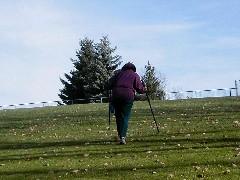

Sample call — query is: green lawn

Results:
[0,97,239,179]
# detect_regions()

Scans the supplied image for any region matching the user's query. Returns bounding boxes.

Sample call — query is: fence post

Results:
[239,80,240,96]
[235,80,238,96]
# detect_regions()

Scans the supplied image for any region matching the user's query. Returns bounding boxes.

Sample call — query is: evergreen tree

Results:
[141,61,166,100]
[58,36,122,104]
[95,36,122,96]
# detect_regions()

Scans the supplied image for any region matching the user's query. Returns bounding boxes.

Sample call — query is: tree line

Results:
[58,36,166,104]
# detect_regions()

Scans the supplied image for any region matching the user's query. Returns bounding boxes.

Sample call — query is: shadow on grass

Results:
[131,138,239,152]
[0,158,239,178]
[0,139,111,150]
[0,135,238,153]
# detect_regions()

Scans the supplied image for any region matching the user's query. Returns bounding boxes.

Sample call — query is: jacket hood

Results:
[121,62,136,72]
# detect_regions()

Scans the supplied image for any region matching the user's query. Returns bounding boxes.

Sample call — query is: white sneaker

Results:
[120,137,126,145]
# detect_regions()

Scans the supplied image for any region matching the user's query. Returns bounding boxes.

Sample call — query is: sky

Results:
[1,0,240,105]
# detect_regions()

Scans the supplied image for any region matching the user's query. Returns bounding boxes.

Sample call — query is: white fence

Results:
[0,98,108,110]
[166,87,238,100]
[0,87,239,110]
[0,101,62,110]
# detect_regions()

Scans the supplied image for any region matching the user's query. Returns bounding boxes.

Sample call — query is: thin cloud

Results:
[198,36,240,49]
[0,1,77,47]
[134,23,201,33]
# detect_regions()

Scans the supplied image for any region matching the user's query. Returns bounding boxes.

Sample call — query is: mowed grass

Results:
[0,97,239,180]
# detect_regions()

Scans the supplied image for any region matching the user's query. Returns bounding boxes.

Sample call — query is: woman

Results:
[108,62,146,144]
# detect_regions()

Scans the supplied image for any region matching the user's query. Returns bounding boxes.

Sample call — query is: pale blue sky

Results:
[1,0,240,105]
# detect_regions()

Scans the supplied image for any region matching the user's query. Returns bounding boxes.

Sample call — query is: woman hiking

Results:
[108,62,146,144]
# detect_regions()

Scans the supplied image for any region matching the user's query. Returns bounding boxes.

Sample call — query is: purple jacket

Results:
[108,63,146,100]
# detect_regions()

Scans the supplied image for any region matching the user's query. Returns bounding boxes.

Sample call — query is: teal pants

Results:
[112,99,133,138]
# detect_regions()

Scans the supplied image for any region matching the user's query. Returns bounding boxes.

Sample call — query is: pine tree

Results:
[95,36,122,96]
[58,36,122,104]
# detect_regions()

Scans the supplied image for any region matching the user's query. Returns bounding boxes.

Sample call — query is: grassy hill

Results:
[0,97,239,179]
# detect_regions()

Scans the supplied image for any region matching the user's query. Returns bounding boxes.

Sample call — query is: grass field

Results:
[0,97,239,179]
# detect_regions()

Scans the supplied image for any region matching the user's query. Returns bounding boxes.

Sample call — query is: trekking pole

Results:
[146,91,160,132]
[108,90,112,129]
[142,80,160,133]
